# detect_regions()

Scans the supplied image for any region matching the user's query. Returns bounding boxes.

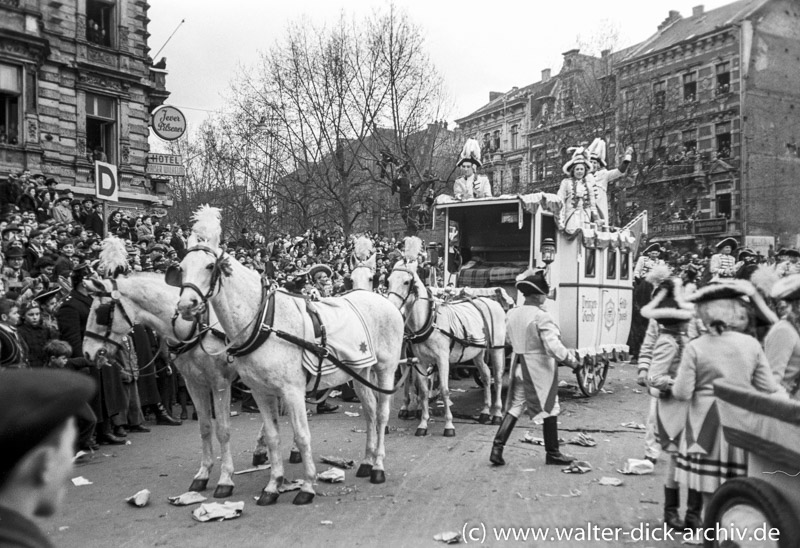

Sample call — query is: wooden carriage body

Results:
[434,193,638,364]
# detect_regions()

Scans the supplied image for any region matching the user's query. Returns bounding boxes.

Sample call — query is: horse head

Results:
[386,260,421,314]
[350,253,376,290]
[83,277,134,361]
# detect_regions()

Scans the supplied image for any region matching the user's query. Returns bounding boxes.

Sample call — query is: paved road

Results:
[41,362,691,548]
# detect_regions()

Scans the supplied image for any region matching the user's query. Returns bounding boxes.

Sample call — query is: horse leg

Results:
[284,388,316,505]
[371,363,396,484]
[474,352,493,424]
[252,423,269,466]
[438,355,455,437]
[414,358,431,437]
[184,380,214,493]
[250,391,285,506]
[398,362,411,419]
[352,377,377,479]
[490,348,505,424]
[211,384,234,498]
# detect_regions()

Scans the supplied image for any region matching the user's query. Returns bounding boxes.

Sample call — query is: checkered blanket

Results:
[458,263,527,287]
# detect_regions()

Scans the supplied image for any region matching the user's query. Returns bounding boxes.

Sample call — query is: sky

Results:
[147,0,735,135]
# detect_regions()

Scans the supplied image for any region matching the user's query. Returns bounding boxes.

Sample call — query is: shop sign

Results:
[693,218,728,235]
[150,106,187,141]
[650,220,690,237]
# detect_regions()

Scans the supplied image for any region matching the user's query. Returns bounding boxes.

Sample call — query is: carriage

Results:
[432,192,642,396]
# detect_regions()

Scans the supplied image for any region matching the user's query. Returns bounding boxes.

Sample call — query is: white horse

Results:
[173,206,405,505]
[386,237,507,437]
[82,242,268,498]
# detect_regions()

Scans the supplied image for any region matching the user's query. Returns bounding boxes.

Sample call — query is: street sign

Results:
[146,164,186,176]
[95,161,118,202]
[147,153,183,165]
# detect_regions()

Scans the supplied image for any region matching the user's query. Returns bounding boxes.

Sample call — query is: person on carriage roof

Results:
[453,139,492,200]
[489,269,579,468]
[557,147,598,233]
[586,138,633,226]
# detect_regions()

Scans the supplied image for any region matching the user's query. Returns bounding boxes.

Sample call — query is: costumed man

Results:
[775,248,800,278]
[587,138,633,225]
[628,244,666,363]
[453,139,492,200]
[489,270,579,467]
[307,263,340,414]
[707,237,738,280]
[557,147,598,233]
[0,369,96,548]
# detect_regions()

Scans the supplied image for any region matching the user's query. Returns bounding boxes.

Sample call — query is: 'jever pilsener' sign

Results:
[150,105,187,141]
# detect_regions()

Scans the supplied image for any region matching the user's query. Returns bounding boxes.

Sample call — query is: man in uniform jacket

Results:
[80,198,104,236]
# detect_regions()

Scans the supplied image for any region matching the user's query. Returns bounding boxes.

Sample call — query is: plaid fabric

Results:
[459,264,526,287]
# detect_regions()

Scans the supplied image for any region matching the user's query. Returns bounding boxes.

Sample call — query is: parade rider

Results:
[708,237,738,280]
[586,138,633,225]
[557,147,598,233]
[490,270,579,467]
[453,139,492,200]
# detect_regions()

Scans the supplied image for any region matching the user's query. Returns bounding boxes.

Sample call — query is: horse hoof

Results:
[213,485,234,499]
[415,410,422,420]
[443,428,456,437]
[356,463,373,478]
[398,409,408,419]
[478,413,490,424]
[370,469,386,484]
[256,491,280,506]
[252,453,269,466]
[415,428,427,437]
[188,479,208,492]
[491,416,502,425]
[293,491,315,505]
[289,450,302,464]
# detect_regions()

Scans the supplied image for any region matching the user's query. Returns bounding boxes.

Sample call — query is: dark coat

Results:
[83,210,104,235]
[170,234,187,259]
[132,324,161,406]
[17,322,52,368]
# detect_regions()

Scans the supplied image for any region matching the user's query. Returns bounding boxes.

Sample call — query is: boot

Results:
[684,489,703,531]
[664,487,684,530]
[156,403,182,426]
[543,416,575,465]
[489,413,517,465]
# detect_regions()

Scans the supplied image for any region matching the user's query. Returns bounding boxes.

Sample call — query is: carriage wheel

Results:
[575,356,609,397]
[703,478,797,548]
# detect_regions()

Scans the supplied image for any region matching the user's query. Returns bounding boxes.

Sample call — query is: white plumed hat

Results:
[457,138,482,168]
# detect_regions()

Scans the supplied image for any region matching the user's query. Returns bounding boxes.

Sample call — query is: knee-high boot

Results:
[489,413,517,466]
[543,416,575,465]
[684,489,703,530]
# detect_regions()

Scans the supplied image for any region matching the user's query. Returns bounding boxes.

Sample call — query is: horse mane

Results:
[99,236,130,278]
[354,236,374,262]
[191,205,222,248]
[403,236,423,264]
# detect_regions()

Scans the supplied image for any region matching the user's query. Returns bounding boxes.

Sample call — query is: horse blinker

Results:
[165,264,183,287]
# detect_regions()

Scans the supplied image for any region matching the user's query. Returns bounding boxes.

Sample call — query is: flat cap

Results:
[0,369,96,473]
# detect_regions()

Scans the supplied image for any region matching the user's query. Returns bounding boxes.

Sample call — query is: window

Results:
[492,130,500,151]
[511,166,520,192]
[86,0,114,47]
[717,193,732,219]
[510,125,518,150]
[716,62,731,95]
[607,249,617,279]
[683,72,697,102]
[86,92,116,163]
[498,169,504,192]
[620,251,630,280]
[534,149,545,182]
[482,133,490,152]
[653,80,666,110]
[682,129,697,155]
[653,145,667,163]
[584,249,596,278]
[716,122,731,158]
[0,63,21,145]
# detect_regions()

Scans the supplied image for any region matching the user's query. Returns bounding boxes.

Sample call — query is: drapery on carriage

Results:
[433,192,646,396]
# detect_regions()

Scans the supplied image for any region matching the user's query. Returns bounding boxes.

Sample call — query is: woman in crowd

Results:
[765,273,800,398]
[16,300,55,368]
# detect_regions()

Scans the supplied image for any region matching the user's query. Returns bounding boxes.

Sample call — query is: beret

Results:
[0,369,95,473]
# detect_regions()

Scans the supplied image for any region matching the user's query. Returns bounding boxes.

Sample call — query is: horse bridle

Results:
[84,278,134,356]
[166,245,229,308]
[386,266,420,309]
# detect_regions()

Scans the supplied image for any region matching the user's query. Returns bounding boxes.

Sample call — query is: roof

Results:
[620,0,770,63]
[456,80,550,124]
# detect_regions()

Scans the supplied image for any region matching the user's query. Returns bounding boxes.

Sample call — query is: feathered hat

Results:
[715,237,739,251]
[99,236,130,278]
[456,138,482,168]
[771,273,800,302]
[562,146,592,175]
[515,268,549,296]
[586,138,607,169]
[641,276,695,324]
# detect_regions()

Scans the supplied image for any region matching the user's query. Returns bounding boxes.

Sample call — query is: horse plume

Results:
[191,205,222,246]
[645,264,672,287]
[403,236,423,264]
[354,236,374,262]
[99,236,129,278]
[750,263,779,296]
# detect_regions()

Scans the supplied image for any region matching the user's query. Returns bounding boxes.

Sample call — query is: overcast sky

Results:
[147,0,734,134]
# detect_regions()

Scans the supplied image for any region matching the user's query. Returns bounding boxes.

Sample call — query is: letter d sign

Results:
[95,161,119,202]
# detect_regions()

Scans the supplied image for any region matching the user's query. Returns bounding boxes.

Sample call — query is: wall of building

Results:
[742,0,800,246]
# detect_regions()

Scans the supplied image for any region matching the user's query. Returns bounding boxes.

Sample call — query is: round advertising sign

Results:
[150,105,187,141]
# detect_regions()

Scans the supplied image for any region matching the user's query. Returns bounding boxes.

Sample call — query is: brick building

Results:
[455,0,800,252]
[0,0,171,216]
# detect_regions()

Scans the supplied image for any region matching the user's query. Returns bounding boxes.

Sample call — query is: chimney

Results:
[693,5,704,17]
[657,9,683,31]
[601,49,611,59]
[489,91,503,101]
[541,68,551,82]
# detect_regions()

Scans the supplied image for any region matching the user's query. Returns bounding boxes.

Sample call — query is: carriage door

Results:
[599,247,620,349]
[576,244,604,351]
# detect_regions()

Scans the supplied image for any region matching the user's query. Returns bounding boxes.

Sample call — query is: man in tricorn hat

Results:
[0,369,96,548]
[453,139,492,200]
[708,237,739,280]
[634,243,665,281]
[489,269,578,467]
[775,248,800,278]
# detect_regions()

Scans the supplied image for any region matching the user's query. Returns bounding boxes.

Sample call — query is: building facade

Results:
[455,0,800,252]
[0,0,171,216]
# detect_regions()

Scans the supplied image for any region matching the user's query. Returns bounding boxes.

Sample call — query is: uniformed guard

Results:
[453,139,492,200]
[489,270,578,466]
[707,237,738,280]
[634,243,665,281]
